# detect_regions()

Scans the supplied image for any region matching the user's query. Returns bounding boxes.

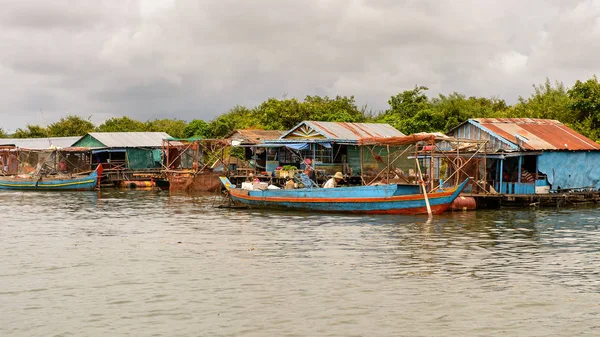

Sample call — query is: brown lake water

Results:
[1,190,599,336]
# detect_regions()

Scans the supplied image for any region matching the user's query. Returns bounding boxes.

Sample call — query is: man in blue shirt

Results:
[298,168,318,189]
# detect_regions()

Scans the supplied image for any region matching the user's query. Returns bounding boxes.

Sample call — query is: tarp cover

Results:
[537,151,600,189]
[127,148,159,169]
[152,149,163,164]
[285,143,310,150]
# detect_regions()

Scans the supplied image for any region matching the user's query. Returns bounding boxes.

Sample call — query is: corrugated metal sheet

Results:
[226,129,284,144]
[0,137,79,149]
[75,132,171,148]
[449,122,517,151]
[469,118,600,151]
[281,121,404,142]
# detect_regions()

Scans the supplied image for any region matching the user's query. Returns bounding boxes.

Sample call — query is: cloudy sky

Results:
[1,0,599,132]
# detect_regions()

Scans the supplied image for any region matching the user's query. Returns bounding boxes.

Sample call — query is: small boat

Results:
[219,177,469,215]
[0,165,102,191]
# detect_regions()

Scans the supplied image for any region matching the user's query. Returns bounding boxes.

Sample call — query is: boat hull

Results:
[224,179,469,215]
[0,171,99,191]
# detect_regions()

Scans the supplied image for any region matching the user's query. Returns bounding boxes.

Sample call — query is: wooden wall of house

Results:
[449,123,513,151]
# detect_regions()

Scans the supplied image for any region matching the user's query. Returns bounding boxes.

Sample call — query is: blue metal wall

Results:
[538,151,600,190]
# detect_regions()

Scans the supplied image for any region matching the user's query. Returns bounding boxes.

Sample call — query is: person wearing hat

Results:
[323,172,344,188]
[284,176,296,189]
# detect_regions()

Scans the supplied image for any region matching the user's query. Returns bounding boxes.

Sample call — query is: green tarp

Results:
[127,148,161,169]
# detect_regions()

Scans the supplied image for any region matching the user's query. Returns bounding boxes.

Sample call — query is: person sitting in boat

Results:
[59,160,68,174]
[323,172,344,188]
[284,176,296,189]
[247,173,260,183]
[298,168,318,189]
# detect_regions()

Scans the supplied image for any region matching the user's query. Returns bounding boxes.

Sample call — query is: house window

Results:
[300,144,332,164]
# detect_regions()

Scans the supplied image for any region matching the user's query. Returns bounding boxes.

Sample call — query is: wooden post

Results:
[499,158,504,193]
[517,156,522,183]
[414,145,418,183]
[429,141,434,192]
[456,144,460,186]
[360,146,365,185]
[416,157,433,218]
[252,146,257,175]
[483,146,487,194]
[386,145,390,183]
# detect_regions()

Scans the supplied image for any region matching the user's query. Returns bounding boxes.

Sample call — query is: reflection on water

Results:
[1,190,599,336]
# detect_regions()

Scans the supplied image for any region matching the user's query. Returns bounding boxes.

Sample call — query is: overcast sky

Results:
[1,0,599,132]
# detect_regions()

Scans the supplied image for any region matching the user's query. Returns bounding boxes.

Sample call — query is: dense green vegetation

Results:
[5,76,600,141]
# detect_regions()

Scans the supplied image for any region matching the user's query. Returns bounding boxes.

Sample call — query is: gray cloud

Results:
[1,0,599,132]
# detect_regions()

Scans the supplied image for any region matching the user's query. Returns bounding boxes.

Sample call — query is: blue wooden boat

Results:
[219,177,469,215]
[0,166,102,191]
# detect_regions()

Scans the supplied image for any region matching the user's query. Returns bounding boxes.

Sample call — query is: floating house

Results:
[72,132,169,171]
[447,118,600,195]
[71,132,170,187]
[0,137,86,175]
[258,121,405,183]
[225,129,285,176]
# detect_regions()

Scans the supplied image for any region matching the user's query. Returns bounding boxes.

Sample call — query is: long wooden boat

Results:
[220,177,470,215]
[0,166,102,191]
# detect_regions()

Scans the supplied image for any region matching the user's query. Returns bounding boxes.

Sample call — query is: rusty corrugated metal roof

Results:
[0,137,80,149]
[226,129,285,144]
[280,121,404,142]
[472,118,600,151]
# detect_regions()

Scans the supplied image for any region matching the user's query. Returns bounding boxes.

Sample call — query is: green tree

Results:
[303,95,366,123]
[145,118,187,139]
[0,128,7,138]
[97,116,147,132]
[183,119,210,138]
[378,86,510,134]
[255,95,367,131]
[12,124,48,138]
[47,115,95,137]
[378,86,433,133]
[208,105,260,138]
[506,79,571,121]
[431,93,508,131]
[567,76,600,140]
[256,98,304,130]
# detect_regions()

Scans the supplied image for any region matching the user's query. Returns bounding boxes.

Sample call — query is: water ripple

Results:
[1,190,599,336]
